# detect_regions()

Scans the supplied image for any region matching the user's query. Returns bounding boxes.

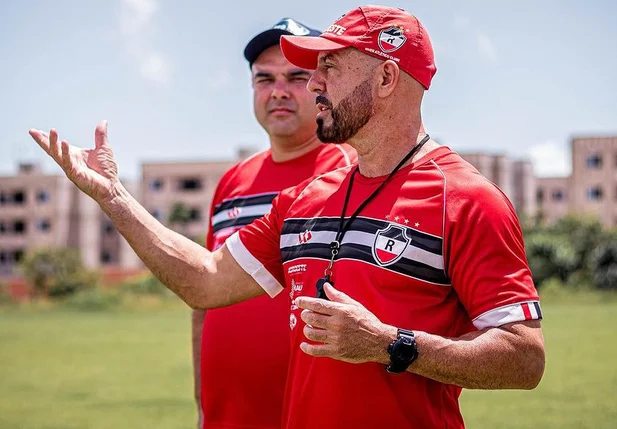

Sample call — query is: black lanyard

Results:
[315,134,431,299]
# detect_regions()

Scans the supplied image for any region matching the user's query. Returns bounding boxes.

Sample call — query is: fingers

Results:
[324,282,358,305]
[303,325,329,343]
[300,342,337,357]
[49,129,61,162]
[29,129,51,155]
[61,140,71,169]
[94,120,108,149]
[300,309,330,329]
[295,295,341,315]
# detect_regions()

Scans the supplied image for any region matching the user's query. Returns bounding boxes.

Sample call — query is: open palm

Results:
[29,121,119,203]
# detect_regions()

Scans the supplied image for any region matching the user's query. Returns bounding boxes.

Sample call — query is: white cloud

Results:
[118,0,170,85]
[476,32,497,61]
[529,140,571,178]
[140,52,170,85]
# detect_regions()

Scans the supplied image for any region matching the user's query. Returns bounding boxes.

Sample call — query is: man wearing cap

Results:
[30,5,545,429]
[191,18,355,429]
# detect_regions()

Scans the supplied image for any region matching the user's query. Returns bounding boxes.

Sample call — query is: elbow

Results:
[520,345,546,390]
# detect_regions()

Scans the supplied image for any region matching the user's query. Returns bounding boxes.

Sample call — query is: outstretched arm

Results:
[29,122,265,309]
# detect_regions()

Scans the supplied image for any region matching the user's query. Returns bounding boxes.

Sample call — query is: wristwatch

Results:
[386,328,419,373]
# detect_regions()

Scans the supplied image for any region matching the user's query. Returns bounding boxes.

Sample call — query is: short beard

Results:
[316,79,374,143]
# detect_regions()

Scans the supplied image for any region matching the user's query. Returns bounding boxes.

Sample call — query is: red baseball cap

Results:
[280,6,437,89]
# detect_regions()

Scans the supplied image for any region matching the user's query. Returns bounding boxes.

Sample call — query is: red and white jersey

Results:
[200,143,355,429]
[227,146,542,429]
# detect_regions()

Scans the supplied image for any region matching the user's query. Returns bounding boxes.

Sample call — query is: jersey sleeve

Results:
[225,183,303,298]
[445,179,541,330]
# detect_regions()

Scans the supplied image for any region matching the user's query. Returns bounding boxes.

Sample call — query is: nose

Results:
[307,69,325,95]
[271,79,291,100]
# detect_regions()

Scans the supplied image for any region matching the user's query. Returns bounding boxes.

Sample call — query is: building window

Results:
[0,222,5,234]
[536,189,545,204]
[100,251,113,264]
[149,178,164,191]
[13,249,24,263]
[0,192,7,204]
[586,186,603,201]
[551,190,565,201]
[13,220,27,234]
[36,218,51,232]
[178,178,202,191]
[0,251,6,264]
[188,208,202,221]
[13,191,26,204]
[37,190,50,203]
[586,154,602,169]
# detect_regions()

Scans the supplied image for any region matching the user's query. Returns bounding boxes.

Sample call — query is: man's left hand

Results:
[294,282,397,364]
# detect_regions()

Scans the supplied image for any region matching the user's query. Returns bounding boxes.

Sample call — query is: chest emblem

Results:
[372,224,411,266]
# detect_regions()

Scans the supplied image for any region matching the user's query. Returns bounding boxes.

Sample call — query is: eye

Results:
[255,77,274,84]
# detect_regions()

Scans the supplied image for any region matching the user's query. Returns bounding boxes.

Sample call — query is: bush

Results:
[119,274,173,297]
[525,233,578,286]
[592,242,617,290]
[61,287,122,311]
[19,248,99,298]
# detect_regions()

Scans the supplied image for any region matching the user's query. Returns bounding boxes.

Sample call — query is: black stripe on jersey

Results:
[533,302,543,319]
[282,217,443,255]
[280,243,450,285]
[213,193,278,216]
[212,215,263,234]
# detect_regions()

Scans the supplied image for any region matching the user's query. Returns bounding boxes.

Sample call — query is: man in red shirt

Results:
[192,18,355,429]
[30,5,545,429]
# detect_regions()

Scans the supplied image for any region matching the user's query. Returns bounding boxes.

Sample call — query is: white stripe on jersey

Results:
[473,301,542,330]
[280,229,444,270]
[226,232,284,298]
[212,203,273,227]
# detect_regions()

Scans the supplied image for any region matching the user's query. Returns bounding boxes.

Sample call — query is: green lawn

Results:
[1,299,616,429]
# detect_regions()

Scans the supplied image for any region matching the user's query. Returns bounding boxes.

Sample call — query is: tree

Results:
[168,202,192,236]
[19,248,99,298]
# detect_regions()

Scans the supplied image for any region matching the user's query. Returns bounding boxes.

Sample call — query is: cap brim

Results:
[280,35,347,70]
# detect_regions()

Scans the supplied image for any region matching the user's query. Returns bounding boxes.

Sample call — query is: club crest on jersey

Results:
[378,26,406,53]
[372,224,411,266]
[298,229,313,244]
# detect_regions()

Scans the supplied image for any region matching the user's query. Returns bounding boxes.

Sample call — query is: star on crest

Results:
[415,222,420,228]
[404,219,409,224]
[394,216,400,222]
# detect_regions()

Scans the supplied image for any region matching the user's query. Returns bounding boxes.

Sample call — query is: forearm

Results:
[99,183,217,308]
[375,321,545,390]
[192,310,205,406]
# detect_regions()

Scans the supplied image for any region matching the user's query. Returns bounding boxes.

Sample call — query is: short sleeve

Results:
[225,185,302,298]
[445,181,541,330]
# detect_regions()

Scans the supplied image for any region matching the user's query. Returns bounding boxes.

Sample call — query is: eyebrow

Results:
[253,70,311,79]
[318,53,337,65]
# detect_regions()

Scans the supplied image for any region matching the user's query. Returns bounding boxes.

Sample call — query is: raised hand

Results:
[29,120,120,203]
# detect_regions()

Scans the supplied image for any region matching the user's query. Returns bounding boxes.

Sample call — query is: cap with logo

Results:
[244,18,321,66]
[280,6,436,89]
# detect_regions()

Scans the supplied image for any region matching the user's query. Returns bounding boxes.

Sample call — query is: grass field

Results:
[1,297,616,429]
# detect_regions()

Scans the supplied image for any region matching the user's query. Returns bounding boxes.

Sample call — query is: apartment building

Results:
[536,136,617,228]
[460,153,537,219]
[0,163,140,278]
[140,159,237,241]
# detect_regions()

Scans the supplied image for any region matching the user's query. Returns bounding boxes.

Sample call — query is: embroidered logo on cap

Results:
[378,26,407,53]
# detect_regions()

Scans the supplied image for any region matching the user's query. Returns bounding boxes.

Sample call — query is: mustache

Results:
[315,95,333,109]
[267,101,295,111]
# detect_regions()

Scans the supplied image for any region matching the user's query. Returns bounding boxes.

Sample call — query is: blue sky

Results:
[1,0,615,180]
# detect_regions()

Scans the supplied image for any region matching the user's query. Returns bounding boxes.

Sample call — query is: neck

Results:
[269,133,322,163]
[353,121,432,178]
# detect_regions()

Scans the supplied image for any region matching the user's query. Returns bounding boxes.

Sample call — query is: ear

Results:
[375,60,400,98]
